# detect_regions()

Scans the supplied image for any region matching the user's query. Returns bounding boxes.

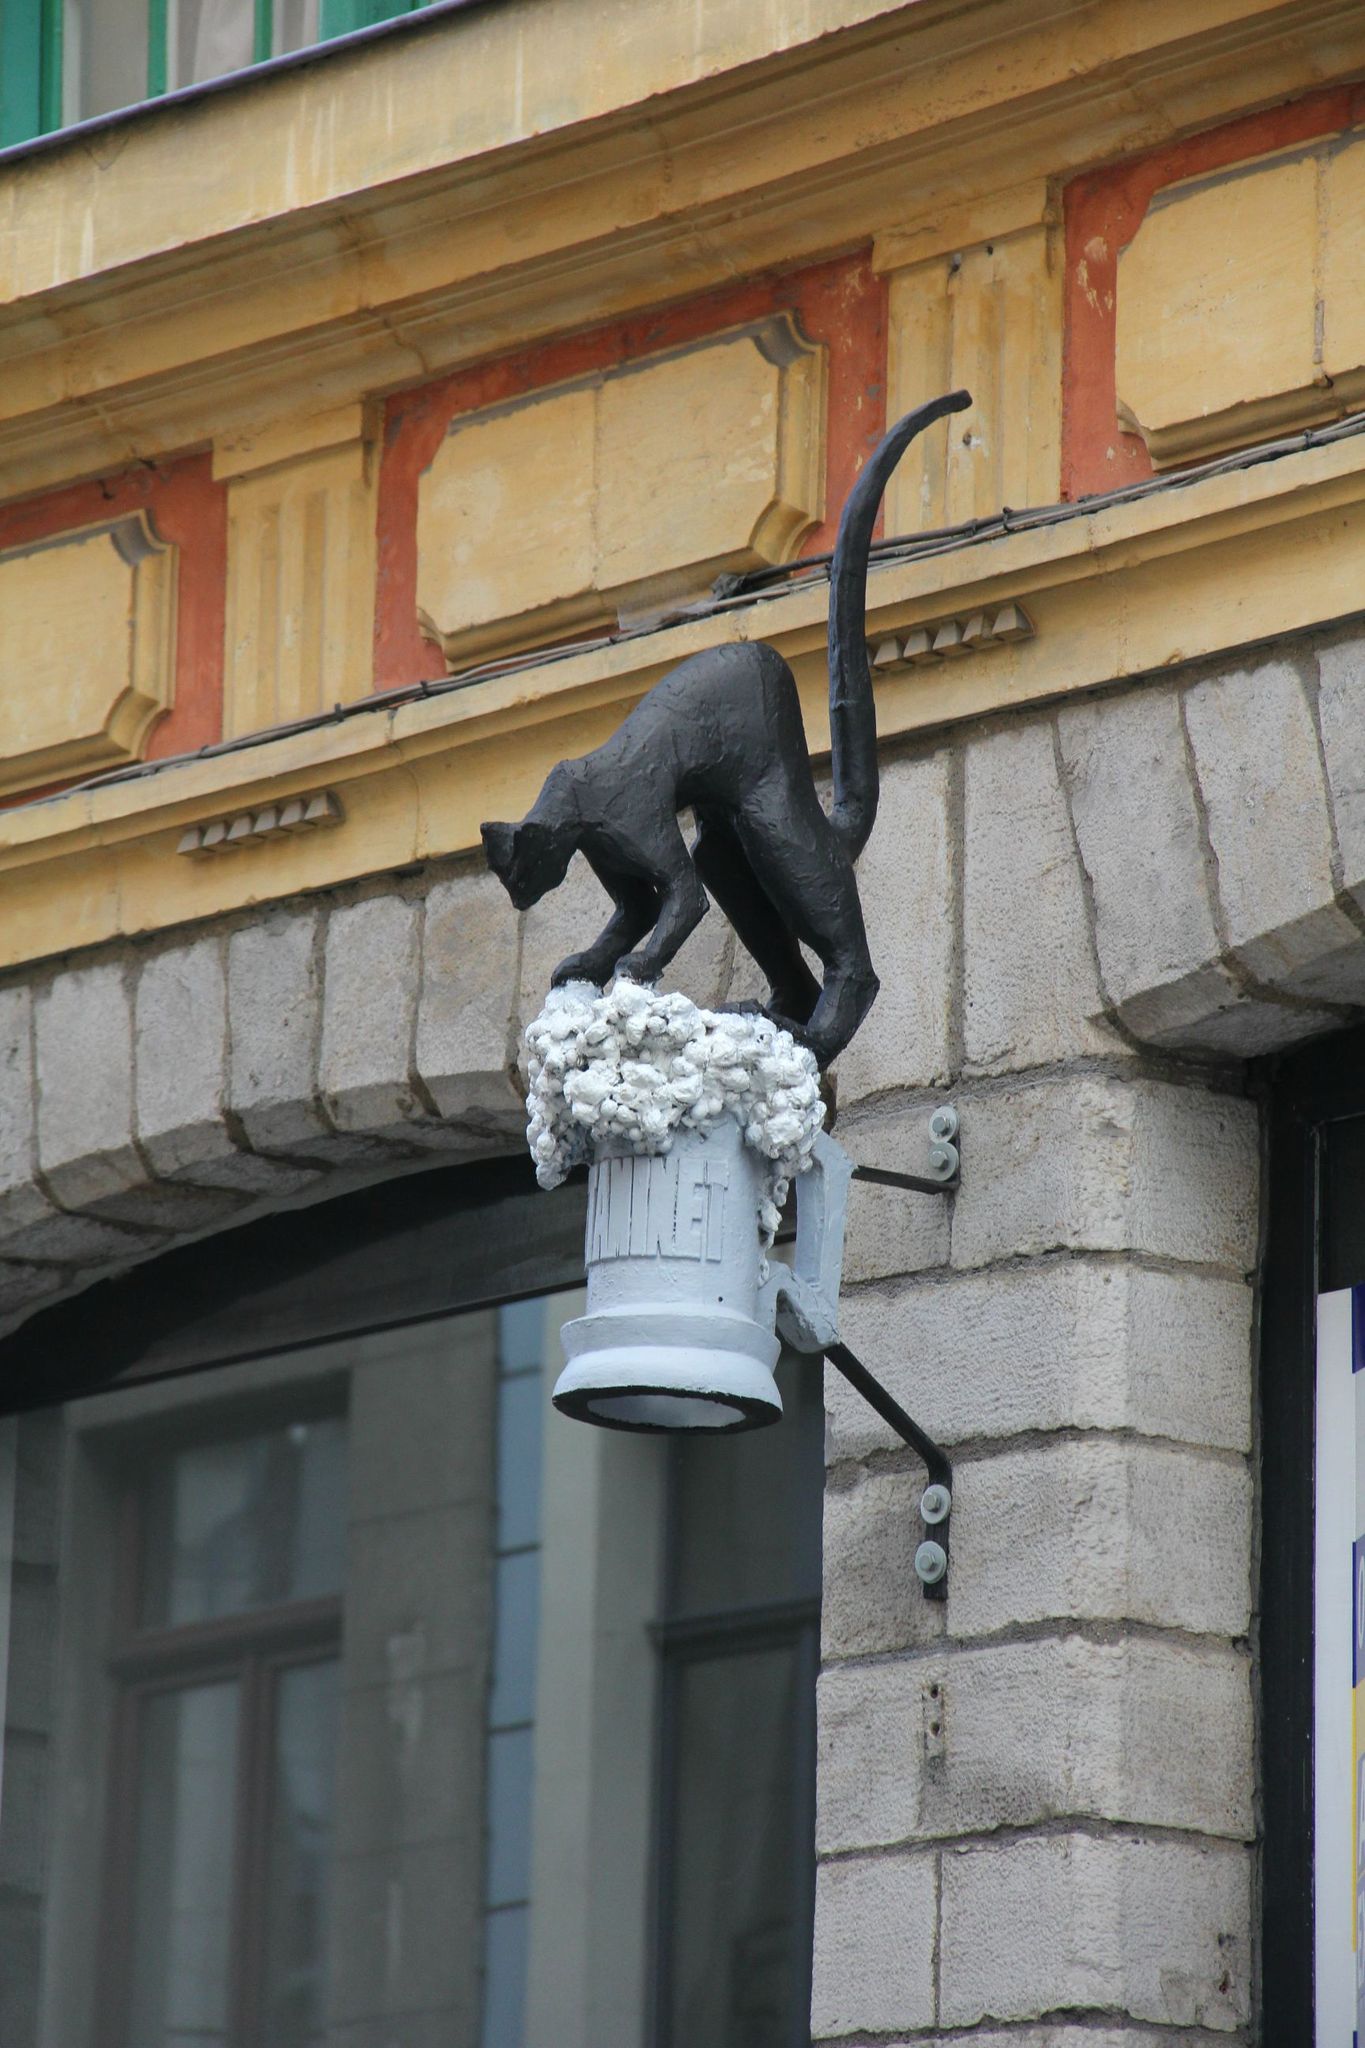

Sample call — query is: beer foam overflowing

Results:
[524,978,825,1241]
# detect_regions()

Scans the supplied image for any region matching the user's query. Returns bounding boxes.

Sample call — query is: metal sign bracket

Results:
[770,1125,957,1601]
[850,1104,959,1196]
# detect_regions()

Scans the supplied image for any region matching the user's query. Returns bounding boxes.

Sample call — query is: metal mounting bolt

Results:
[914,1539,948,1586]
[920,1483,952,1525]
[925,1105,960,1184]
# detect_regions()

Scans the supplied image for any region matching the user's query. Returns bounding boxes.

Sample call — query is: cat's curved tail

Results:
[826,389,972,859]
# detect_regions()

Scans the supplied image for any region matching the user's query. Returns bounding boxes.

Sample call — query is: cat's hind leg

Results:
[800,942,880,1066]
[732,794,879,1066]
[692,816,820,1027]
[787,866,879,1064]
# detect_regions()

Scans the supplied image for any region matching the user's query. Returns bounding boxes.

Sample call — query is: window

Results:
[482,1299,546,2043]
[0,0,436,149]
[656,1355,823,2048]
[0,1156,823,2047]
[1261,1021,1365,2041]
[104,1414,347,2048]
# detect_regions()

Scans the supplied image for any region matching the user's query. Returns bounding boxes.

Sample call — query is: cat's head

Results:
[480,818,572,910]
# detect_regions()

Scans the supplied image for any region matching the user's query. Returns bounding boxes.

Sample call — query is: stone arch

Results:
[0,852,737,1339]
[1056,617,1365,1060]
[6,615,1365,1345]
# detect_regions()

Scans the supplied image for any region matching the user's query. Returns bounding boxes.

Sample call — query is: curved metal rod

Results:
[822,1341,952,1491]
[850,1163,956,1195]
[823,1340,952,1600]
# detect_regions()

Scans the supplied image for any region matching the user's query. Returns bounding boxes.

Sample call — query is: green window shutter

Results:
[319,0,420,40]
[146,0,166,97]
[1,0,60,145]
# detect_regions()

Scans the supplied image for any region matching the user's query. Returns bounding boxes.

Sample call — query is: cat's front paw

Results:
[613,954,661,988]
[766,1008,816,1050]
[551,954,606,990]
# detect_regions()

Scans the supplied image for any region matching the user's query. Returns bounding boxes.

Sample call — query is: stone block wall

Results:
[813,732,1261,2043]
[807,617,1365,2043]
[2,618,1365,2040]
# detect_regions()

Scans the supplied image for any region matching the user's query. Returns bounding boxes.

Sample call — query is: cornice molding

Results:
[3,427,1365,974]
[2,0,1363,498]
[871,180,1054,272]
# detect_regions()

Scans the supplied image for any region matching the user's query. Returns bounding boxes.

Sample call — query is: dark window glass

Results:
[481,1300,551,2047]
[126,1680,242,2048]
[0,1159,591,2048]
[670,1364,823,1615]
[665,1646,810,2048]
[114,1411,347,2048]
[0,1155,820,2048]
[262,1658,340,2048]
[657,1350,824,2048]
[139,1417,347,1628]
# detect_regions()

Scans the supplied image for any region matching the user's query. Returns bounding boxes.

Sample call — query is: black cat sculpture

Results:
[481,388,972,1068]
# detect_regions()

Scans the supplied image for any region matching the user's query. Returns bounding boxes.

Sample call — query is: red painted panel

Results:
[0,455,228,801]
[1061,83,1365,501]
[373,252,888,688]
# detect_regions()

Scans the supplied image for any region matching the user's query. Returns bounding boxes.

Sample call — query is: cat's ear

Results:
[481,821,517,878]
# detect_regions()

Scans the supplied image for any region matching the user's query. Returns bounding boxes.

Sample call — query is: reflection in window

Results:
[0,1280,822,2048]
[658,1352,824,2048]
[126,1683,241,2048]
[139,1416,347,1628]
[114,1411,346,2048]
[2,0,435,147]
[481,1297,547,2048]
[66,0,263,120]
[168,0,255,92]
[273,0,321,55]
[666,1650,809,2048]
[264,1662,341,2047]
[70,0,149,122]
[479,1320,824,2048]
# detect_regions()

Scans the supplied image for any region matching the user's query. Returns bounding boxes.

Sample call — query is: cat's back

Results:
[581,636,801,800]
[645,637,795,723]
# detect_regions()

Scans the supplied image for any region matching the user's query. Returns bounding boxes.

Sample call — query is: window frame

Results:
[0,0,61,145]
[650,1337,824,2048]
[0,0,448,152]
[94,1405,346,2048]
[651,1601,820,2048]
[0,1151,824,2048]
[1259,1020,1365,2041]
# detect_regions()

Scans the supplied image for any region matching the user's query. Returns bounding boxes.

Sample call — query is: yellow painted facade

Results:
[878,183,1062,530]
[0,513,175,796]
[218,410,379,736]
[5,423,1365,973]
[1118,129,1365,463]
[2,0,1365,973]
[414,318,826,667]
[1,0,1360,501]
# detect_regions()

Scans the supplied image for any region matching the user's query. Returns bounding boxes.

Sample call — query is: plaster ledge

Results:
[4,424,1365,976]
